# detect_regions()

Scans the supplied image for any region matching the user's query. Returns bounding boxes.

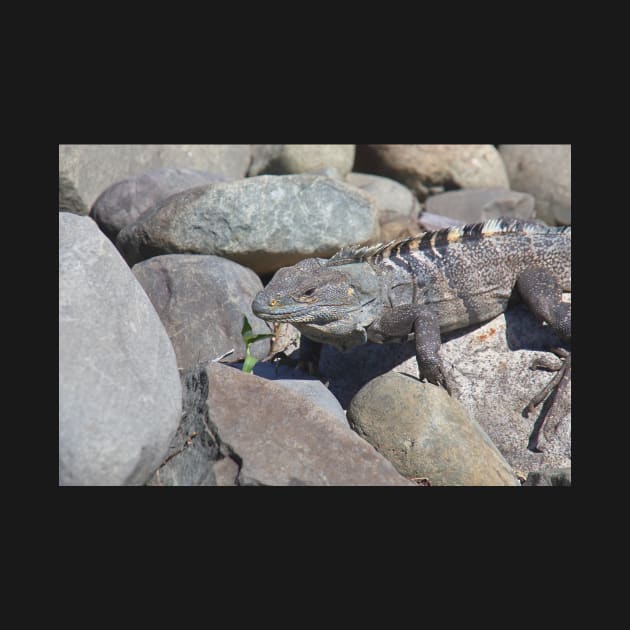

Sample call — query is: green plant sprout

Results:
[241,315,273,373]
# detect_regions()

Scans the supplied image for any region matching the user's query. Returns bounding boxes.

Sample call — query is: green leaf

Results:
[241,314,273,373]
[241,315,255,343]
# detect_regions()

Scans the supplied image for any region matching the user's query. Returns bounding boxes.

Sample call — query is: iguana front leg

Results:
[516,267,571,417]
[368,304,451,393]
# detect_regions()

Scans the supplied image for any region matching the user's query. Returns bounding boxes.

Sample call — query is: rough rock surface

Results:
[205,363,414,485]
[499,145,571,225]
[248,144,355,177]
[228,361,349,428]
[90,168,229,242]
[347,373,520,486]
[320,298,571,476]
[147,370,219,486]
[116,174,379,273]
[59,214,182,485]
[345,172,420,219]
[425,187,536,224]
[354,144,509,200]
[59,144,251,208]
[132,254,271,371]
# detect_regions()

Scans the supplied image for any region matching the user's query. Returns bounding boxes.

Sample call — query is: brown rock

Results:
[206,363,414,486]
[355,144,509,200]
[347,372,520,486]
[132,254,271,371]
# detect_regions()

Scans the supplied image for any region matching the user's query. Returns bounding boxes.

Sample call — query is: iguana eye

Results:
[303,288,316,297]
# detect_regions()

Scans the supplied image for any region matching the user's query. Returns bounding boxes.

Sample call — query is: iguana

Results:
[252,218,571,412]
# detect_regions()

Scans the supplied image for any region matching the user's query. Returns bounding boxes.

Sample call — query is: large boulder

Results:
[132,254,271,371]
[116,174,379,274]
[248,144,355,177]
[204,363,414,486]
[59,214,182,485]
[354,144,509,200]
[59,144,251,208]
[347,373,520,486]
[90,168,229,242]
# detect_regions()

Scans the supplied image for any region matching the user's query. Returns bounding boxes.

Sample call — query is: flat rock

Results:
[499,145,571,225]
[347,373,520,486]
[59,144,251,208]
[90,168,229,241]
[354,144,509,200]
[59,214,182,485]
[205,363,414,485]
[132,254,271,371]
[319,299,571,477]
[248,144,355,177]
[227,361,349,428]
[116,174,379,273]
[425,187,536,224]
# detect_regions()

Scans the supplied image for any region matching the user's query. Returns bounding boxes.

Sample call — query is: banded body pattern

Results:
[327,218,571,269]
[327,218,571,333]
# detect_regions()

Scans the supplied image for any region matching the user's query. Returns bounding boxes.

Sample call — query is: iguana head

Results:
[252,256,383,349]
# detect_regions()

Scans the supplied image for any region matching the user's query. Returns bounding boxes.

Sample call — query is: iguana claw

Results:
[526,348,571,414]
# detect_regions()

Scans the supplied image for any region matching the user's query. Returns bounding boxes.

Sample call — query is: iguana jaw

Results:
[251,298,321,323]
[252,294,375,325]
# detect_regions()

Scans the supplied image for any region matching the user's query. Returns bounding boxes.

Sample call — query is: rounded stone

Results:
[59,214,182,485]
[347,372,520,486]
[354,144,509,200]
[499,145,571,225]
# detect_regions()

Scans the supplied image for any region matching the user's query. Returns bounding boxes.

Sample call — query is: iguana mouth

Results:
[251,297,319,322]
[252,297,375,324]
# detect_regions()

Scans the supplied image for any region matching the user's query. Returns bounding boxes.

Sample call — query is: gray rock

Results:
[523,467,571,486]
[347,372,520,486]
[228,361,349,428]
[59,214,182,485]
[345,172,420,221]
[59,173,88,215]
[132,254,271,371]
[319,298,571,478]
[418,212,466,231]
[425,187,536,224]
[90,168,229,242]
[205,363,414,485]
[116,174,379,274]
[499,145,571,225]
[59,144,251,208]
[248,144,355,177]
[354,145,510,200]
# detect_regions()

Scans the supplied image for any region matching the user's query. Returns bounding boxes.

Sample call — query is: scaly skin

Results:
[252,218,571,397]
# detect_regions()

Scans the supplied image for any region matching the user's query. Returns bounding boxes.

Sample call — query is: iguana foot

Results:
[419,361,453,396]
[526,347,571,414]
[523,348,571,451]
